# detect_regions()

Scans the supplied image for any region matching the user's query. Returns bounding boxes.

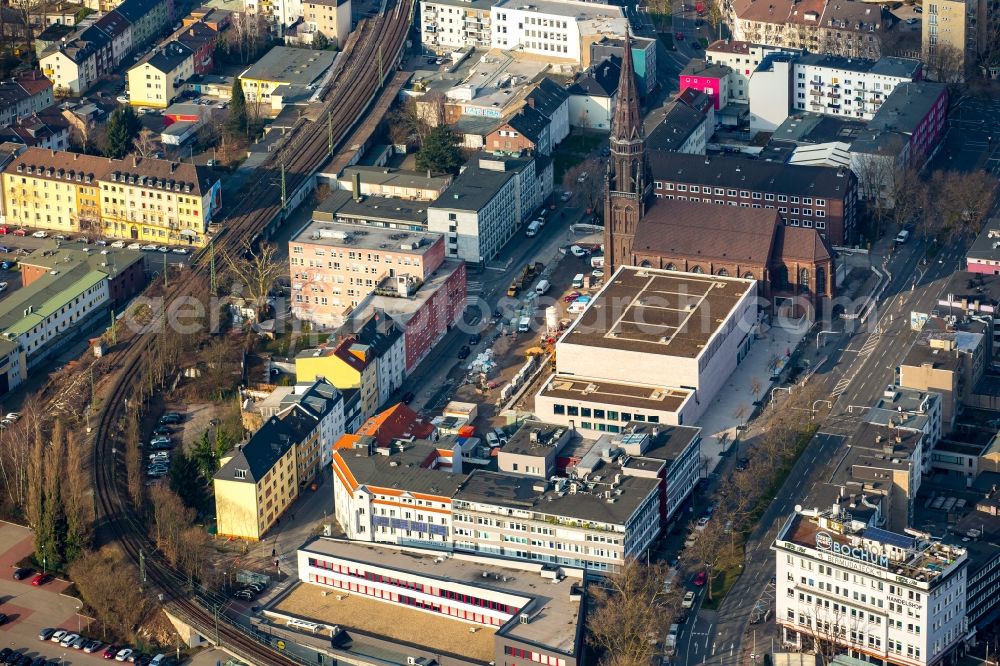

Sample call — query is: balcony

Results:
[827,102,841,109]
[827,91,840,98]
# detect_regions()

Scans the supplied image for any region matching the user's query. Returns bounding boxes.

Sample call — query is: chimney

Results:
[132,155,138,167]
[351,171,361,199]
[526,96,535,109]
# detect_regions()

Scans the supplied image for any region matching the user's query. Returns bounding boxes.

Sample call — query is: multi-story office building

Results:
[288,221,445,325]
[297,538,587,666]
[332,437,462,547]
[490,0,627,65]
[419,0,492,53]
[2,148,221,246]
[648,152,858,245]
[428,153,550,264]
[774,506,967,666]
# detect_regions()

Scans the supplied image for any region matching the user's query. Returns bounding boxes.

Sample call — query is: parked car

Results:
[457,345,471,360]
[110,240,126,248]
[13,567,33,580]
[94,240,108,246]
[31,572,52,586]
[12,229,26,236]
[116,95,129,104]
[160,412,183,424]
[59,633,80,647]
[592,269,604,278]
[29,657,45,666]
[2,651,22,665]
[72,635,88,649]
[233,589,254,601]
[563,291,581,303]
[31,231,48,238]
[115,650,134,662]
[0,282,7,292]
[1,262,15,270]
[127,243,142,250]
[0,652,10,665]
[50,630,68,643]
[681,591,695,609]
[674,31,685,40]
[171,248,189,255]
[693,571,707,586]
[570,245,587,257]
[695,516,710,530]
[576,171,588,183]
[141,244,158,251]
[38,628,56,641]
[103,646,119,659]
[84,640,103,653]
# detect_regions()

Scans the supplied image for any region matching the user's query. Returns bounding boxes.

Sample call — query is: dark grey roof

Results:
[647,102,705,152]
[279,378,343,422]
[36,23,75,42]
[431,154,534,212]
[336,440,465,497]
[504,104,549,143]
[115,0,162,23]
[353,312,404,358]
[215,416,298,484]
[648,151,855,198]
[968,218,1000,263]
[142,41,194,74]
[795,53,921,79]
[455,469,659,525]
[569,55,620,98]
[525,77,570,119]
[866,81,948,135]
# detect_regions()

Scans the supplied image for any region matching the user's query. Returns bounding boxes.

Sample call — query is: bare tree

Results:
[565,158,605,217]
[226,12,269,65]
[923,42,966,86]
[685,518,739,602]
[68,548,151,639]
[223,241,287,322]
[851,152,896,237]
[587,558,680,666]
[132,128,158,158]
[749,377,762,403]
[889,165,925,232]
[949,170,998,237]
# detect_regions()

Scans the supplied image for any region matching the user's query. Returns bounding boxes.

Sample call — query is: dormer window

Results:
[235,469,247,479]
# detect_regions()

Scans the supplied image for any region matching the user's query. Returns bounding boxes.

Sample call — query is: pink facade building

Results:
[290,221,446,327]
[679,60,731,110]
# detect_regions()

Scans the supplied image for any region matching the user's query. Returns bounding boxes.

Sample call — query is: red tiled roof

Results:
[356,403,435,447]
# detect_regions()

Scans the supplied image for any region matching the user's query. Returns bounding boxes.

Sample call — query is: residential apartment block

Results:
[127,41,195,109]
[427,153,551,264]
[774,507,967,666]
[419,0,492,52]
[0,73,54,128]
[2,148,221,246]
[289,220,445,325]
[705,40,800,103]
[333,166,452,202]
[921,0,986,80]
[214,416,300,541]
[731,0,891,60]
[303,0,352,46]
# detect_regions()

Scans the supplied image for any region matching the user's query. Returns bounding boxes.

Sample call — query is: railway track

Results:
[90,2,414,663]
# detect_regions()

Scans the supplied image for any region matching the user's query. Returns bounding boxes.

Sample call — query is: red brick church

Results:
[602,35,835,312]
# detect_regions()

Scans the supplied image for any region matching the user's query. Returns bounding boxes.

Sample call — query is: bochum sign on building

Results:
[815,531,891,567]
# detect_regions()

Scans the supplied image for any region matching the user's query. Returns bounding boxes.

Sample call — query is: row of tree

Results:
[26,419,93,570]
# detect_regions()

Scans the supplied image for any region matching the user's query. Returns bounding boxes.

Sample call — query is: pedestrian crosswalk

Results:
[832,330,880,396]
[467,281,483,293]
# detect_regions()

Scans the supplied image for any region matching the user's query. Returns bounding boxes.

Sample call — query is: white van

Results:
[567,300,587,315]
[518,316,531,332]
[665,624,680,653]
[895,229,910,244]
[535,279,550,295]
[572,273,585,288]
[526,221,541,237]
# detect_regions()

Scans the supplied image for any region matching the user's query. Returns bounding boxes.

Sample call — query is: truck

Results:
[526,220,541,237]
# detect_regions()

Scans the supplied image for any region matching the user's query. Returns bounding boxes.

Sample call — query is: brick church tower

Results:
[603,32,651,275]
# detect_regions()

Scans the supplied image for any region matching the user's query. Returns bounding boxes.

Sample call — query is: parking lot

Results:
[0,522,100,665]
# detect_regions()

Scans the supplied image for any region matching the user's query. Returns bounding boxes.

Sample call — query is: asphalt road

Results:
[682,234,967,666]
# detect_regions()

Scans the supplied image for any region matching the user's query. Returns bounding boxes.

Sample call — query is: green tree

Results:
[169,451,210,513]
[311,30,329,50]
[103,106,141,159]
[228,78,248,136]
[415,124,463,175]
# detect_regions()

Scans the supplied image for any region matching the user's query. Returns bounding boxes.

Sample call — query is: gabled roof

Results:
[139,41,194,74]
[568,54,621,99]
[524,77,569,119]
[96,11,132,38]
[0,106,70,147]
[215,416,298,484]
[355,403,435,447]
[632,197,780,265]
[646,101,705,152]
[353,312,403,358]
[501,104,549,144]
[774,224,833,263]
[675,88,713,116]
[115,0,163,23]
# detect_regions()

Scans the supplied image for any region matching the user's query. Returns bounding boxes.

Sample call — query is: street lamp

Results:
[75,606,81,632]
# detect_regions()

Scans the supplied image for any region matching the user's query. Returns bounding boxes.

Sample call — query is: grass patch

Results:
[702,564,741,610]
[553,131,605,183]
[750,425,819,524]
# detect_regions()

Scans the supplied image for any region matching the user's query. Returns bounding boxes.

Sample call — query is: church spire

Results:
[612,31,642,143]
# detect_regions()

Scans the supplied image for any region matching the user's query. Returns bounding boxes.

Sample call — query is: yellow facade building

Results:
[295,339,379,420]
[1,148,221,246]
[214,416,300,541]
[238,46,337,107]
[127,42,195,109]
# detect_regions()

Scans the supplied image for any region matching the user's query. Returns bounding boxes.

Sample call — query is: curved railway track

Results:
[90,2,414,662]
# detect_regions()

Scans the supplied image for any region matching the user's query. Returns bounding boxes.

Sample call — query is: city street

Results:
[688,234,968,665]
